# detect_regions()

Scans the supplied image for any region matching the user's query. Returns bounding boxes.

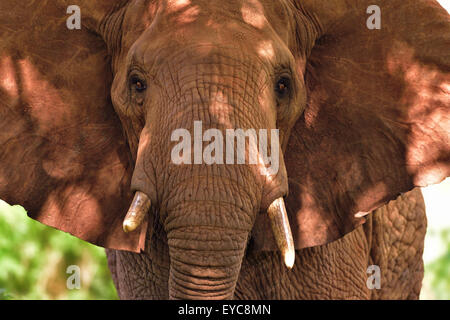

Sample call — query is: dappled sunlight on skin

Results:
[257,40,275,61]
[416,166,450,187]
[141,2,160,29]
[18,59,72,134]
[43,185,102,228]
[387,41,450,186]
[175,5,200,24]
[301,80,327,129]
[167,0,191,12]
[15,58,86,179]
[205,17,220,29]
[241,0,267,29]
[354,183,389,218]
[164,0,200,28]
[131,124,158,217]
[207,88,278,179]
[2,0,449,299]
[0,57,89,180]
[208,91,234,129]
[0,55,18,99]
[127,1,290,81]
[133,126,156,190]
[202,64,281,185]
[441,82,450,93]
[0,0,144,253]
[136,127,152,161]
[293,182,333,246]
[105,1,450,269]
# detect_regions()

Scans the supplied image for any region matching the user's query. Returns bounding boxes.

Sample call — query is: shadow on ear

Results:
[252,0,450,250]
[0,1,146,252]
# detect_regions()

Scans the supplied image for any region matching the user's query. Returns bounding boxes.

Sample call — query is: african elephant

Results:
[0,0,449,300]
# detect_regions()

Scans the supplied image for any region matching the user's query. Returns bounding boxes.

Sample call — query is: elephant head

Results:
[0,0,449,299]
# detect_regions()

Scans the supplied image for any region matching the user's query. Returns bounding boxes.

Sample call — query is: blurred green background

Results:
[0,179,449,300]
[0,200,118,300]
[421,229,450,299]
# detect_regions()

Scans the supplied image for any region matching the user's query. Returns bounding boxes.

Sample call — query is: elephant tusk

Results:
[123,191,151,233]
[267,197,295,269]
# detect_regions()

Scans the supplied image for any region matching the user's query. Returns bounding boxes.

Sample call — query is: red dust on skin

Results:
[387,41,450,186]
[1,0,449,300]
[0,56,19,99]
[241,0,267,29]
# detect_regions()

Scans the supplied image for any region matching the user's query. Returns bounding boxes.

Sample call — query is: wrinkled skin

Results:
[107,188,427,299]
[0,0,448,299]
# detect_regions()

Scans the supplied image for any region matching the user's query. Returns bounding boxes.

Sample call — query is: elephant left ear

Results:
[0,1,146,252]
[252,0,450,250]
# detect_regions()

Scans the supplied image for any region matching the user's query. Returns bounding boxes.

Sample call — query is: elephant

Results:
[0,0,449,300]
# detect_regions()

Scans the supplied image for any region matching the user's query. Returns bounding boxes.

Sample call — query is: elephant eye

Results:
[275,77,290,98]
[130,76,147,93]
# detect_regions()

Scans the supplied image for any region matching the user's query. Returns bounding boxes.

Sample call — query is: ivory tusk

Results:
[267,197,295,269]
[123,191,151,233]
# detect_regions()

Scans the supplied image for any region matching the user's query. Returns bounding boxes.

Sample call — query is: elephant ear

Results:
[0,1,146,252]
[253,0,450,250]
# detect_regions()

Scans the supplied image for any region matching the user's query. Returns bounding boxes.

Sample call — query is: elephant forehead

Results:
[126,38,276,90]
[122,0,290,63]
[161,0,271,26]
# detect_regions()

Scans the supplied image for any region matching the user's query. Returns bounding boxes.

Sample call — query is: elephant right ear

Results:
[0,1,147,252]
[253,0,450,251]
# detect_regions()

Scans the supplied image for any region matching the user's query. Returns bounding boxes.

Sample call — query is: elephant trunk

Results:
[163,172,257,300]
[167,224,248,300]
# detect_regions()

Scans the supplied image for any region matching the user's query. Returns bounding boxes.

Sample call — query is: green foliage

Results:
[0,200,118,300]
[423,229,450,300]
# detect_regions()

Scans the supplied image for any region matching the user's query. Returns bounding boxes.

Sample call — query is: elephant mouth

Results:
[122,190,295,269]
